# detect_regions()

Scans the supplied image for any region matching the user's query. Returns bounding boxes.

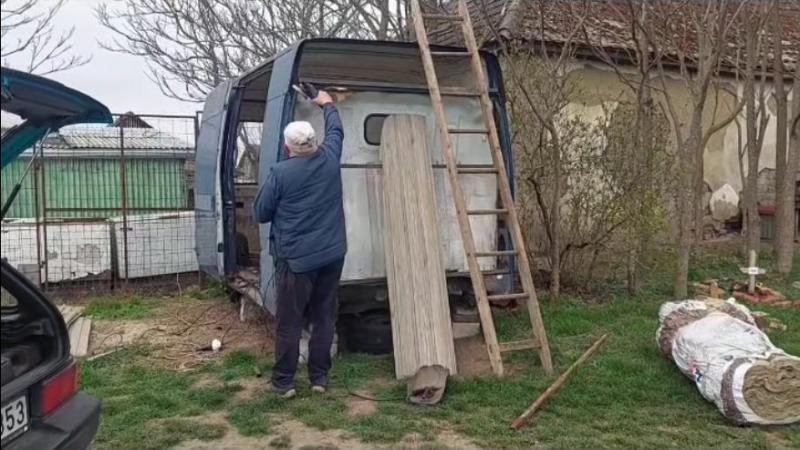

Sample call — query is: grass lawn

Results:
[79,248,799,449]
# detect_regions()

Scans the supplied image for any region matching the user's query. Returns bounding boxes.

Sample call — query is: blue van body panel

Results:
[256,44,302,306]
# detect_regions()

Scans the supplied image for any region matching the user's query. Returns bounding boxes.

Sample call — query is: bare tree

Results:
[646,0,746,298]
[784,42,800,267]
[739,3,772,257]
[483,0,593,302]
[773,4,799,274]
[96,0,406,103]
[1,0,88,74]
[473,0,674,301]
[580,0,675,296]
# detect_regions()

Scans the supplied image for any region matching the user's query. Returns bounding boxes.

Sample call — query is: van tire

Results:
[235,232,250,265]
[340,311,393,355]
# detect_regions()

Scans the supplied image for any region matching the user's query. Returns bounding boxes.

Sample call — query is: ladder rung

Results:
[422,13,462,21]
[499,339,540,353]
[488,293,529,302]
[458,167,498,174]
[467,209,507,215]
[448,128,488,134]
[440,87,481,97]
[431,51,472,57]
[481,269,511,276]
[473,250,517,257]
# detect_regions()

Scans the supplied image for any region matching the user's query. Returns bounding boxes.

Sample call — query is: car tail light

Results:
[41,362,79,416]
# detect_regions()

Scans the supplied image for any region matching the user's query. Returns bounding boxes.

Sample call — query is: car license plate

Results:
[0,395,29,443]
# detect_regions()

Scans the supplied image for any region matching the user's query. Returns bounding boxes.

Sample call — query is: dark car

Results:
[1,67,112,449]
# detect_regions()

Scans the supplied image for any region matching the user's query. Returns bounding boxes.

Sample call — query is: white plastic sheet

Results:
[657,299,799,425]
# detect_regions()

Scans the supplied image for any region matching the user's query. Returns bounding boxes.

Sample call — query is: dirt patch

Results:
[173,430,269,450]
[191,373,225,389]
[174,419,370,450]
[400,429,479,450]
[191,371,265,402]
[346,395,377,418]
[764,431,794,450]
[435,428,479,450]
[454,336,493,377]
[234,376,266,401]
[172,414,477,450]
[91,319,159,353]
[454,335,537,378]
[89,297,273,370]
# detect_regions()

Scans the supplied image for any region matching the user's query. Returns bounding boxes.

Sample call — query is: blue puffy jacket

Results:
[252,104,346,273]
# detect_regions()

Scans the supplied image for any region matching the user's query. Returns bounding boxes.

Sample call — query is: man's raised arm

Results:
[314,91,344,159]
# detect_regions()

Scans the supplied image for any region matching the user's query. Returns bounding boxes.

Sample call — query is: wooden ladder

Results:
[410,0,553,376]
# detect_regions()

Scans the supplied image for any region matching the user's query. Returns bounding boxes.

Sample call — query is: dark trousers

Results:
[272,258,344,390]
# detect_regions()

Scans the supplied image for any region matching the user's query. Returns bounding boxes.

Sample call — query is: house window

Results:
[364,114,388,146]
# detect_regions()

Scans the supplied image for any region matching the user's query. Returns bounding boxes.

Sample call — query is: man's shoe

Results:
[311,384,327,394]
[266,381,296,399]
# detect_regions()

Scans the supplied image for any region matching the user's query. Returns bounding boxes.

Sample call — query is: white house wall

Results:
[565,61,798,198]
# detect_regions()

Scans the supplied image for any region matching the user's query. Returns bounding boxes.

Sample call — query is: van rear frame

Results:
[194,38,517,318]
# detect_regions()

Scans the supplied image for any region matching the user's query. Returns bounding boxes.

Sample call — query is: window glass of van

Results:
[364,114,388,146]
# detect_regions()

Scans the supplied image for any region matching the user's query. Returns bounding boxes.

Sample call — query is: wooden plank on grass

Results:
[69,317,92,358]
[58,304,85,327]
[380,114,457,380]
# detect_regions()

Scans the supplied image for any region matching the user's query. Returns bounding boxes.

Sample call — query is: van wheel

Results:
[340,310,393,355]
[235,232,250,264]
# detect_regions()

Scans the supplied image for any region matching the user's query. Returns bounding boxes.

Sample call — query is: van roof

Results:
[231,38,504,122]
[235,38,498,87]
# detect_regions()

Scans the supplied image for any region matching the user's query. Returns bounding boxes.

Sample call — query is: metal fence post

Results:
[33,147,43,287]
[119,125,130,284]
[39,140,49,290]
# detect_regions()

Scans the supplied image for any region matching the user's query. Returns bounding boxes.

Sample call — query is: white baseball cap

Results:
[283,121,317,155]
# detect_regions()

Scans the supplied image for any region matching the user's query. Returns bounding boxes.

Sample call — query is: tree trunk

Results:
[776,55,799,272]
[629,17,653,298]
[779,73,800,271]
[675,155,693,300]
[674,107,703,298]
[674,140,698,298]
[550,136,562,302]
[693,130,706,244]
[743,23,761,256]
[674,238,691,298]
[627,248,638,297]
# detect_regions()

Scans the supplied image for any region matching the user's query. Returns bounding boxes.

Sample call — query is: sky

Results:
[2,0,198,124]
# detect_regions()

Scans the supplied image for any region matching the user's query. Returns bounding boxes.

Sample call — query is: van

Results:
[194,39,516,346]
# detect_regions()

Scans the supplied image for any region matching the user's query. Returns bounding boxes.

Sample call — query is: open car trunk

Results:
[1,67,107,448]
[1,262,68,390]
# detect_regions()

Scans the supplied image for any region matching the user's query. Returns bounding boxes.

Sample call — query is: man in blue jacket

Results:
[253,90,346,398]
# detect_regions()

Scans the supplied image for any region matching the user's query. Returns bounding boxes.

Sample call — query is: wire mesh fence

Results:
[1,113,204,299]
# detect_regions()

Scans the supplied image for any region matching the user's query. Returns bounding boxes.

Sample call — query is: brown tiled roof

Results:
[429,0,800,72]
